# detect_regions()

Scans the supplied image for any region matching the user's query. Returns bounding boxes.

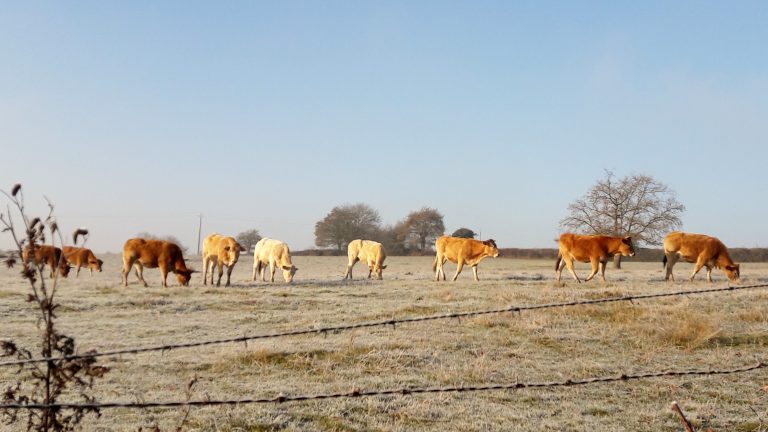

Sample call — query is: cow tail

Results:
[662,254,667,270]
[432,256,437,272]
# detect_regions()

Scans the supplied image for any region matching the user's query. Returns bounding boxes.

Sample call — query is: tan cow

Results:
[22,245,71,278]
[433,236,500,281]
[555,233,635,283]
[662,231,740,282]
[252,238,298,283]
[343,239,387,280]
[202,233,244,287]
[121,238,195,288]
[62,246,103,277]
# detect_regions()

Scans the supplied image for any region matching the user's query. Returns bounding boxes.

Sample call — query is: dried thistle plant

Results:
[0,184,109,431]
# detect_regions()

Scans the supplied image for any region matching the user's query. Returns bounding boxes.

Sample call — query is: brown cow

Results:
[555,233,635,283]
[344,239,387,280]
[662,231,740,282]
[201,233,244,287]
[62,246,103,277]
[22,245,71,278]
[433,236,500,281]
[121,238,195,288]
[252,238,298,283]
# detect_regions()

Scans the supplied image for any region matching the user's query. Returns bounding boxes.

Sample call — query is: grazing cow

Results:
[22,245,71,278]
[343,239,387,280]
[433,236,500,281]
[62,246,103,277]
[121,238,195,288]
[252,238,298,283]
[555,233,635,283]
[662,231,740,282]
[201,233,244,287]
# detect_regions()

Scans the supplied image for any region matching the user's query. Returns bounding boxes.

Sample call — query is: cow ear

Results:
[381,265,387,269]
[623,236,632,244]
[282,265,292,271]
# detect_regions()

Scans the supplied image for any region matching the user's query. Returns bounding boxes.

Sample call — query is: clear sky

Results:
[1,1,767,253]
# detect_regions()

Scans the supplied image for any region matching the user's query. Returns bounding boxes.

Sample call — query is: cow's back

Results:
[254,238,289,263]
[664,231,727,260]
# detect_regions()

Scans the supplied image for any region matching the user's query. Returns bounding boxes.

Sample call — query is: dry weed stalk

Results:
[0,184,109,431]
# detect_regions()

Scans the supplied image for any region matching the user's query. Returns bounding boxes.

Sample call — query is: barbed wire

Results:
[2,282,767,368]
[0,361,764,410]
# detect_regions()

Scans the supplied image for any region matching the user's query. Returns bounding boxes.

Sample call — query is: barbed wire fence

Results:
[2,281,768,423]
[2,282,767,368]
[1,361,765,410]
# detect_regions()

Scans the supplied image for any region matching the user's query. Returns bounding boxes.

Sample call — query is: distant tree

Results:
[314,203,381,252]
[374,223,409,256]
[136,232,189,253]
[236,229,262,252]
[451,227,477,239]
[560,170,685,268]
[402,207,445,252]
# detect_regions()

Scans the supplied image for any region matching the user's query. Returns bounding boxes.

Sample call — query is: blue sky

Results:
[2,1,767,253]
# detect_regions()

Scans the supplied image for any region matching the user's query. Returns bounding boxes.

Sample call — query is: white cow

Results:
[343,239,387,280]
[252,238,298,283]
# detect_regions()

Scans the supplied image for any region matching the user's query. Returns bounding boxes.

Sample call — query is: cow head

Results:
[88,258,104,273]
[281,265,298,283]
[58,263,71,278]
[222,243,241,266]
[371,264,387,280]
[175,268,196,286]
[619,236,636,257]
[483,239,500,257]
[724,263,740,281]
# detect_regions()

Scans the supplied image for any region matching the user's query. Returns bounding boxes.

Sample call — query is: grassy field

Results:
[1,254,767,431]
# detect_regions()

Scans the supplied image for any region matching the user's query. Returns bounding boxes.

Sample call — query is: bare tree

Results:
[560,171,685,267]
[314,203,381,252]
[235,229,262,253]
[402,207,445,252]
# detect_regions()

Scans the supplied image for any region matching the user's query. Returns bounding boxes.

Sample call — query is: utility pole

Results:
[196,213,203,256]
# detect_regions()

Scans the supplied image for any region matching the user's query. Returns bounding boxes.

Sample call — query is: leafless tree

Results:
[560,171,685,267]
[402,207,445,252]
[314,203,381,252]
[235,229,262,253]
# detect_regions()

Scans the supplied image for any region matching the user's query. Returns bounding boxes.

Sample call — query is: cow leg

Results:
[122,257,133,287]
[664,253,678,282]
[216,263,224,287]
[225,265,234,287]
[202,257,209,285]
[599,260,608,282]
[367,264,373,279]
[160,266,168,288]
[344,259,355,280]
[269,260,276,283]
[584,258,600,282]
[439,258,448,281]
[472,265,480,282]
[563,256,581,283]
[452,260,464,281]
[134,263,148,287]
[76,265,81,277]
[88,267,93,277]
[690,259,706,282]
[706,265,713,283]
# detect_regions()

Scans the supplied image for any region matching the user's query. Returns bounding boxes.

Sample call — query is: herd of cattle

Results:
[18,231,741,287]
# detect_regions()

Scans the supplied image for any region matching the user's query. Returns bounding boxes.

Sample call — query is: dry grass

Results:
[2,256,768,431]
